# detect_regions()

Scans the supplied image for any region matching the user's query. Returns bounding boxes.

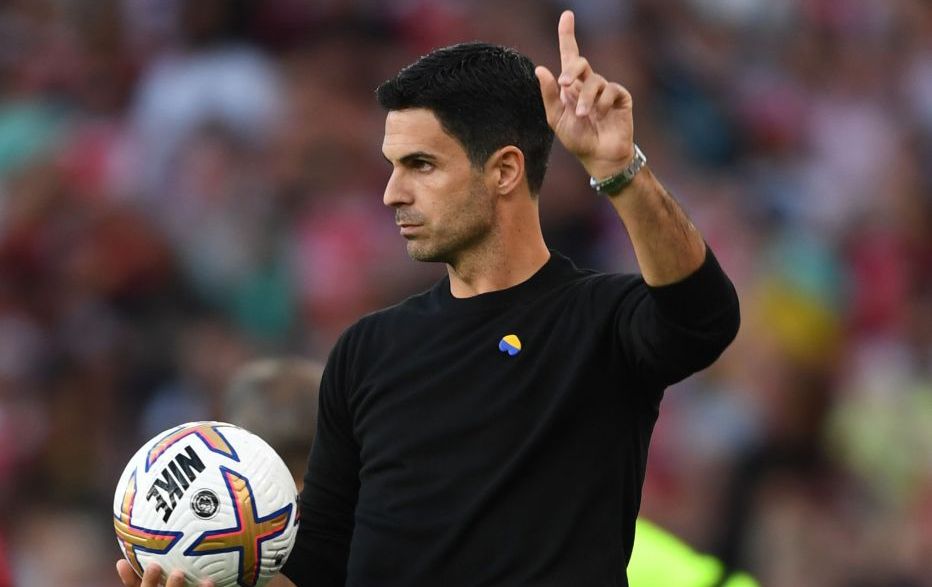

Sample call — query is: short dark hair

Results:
[376,42,554,195]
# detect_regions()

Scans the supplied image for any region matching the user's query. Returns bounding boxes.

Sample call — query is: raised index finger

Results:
[558,10,579,70]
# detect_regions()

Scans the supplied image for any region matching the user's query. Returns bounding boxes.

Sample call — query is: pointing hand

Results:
[535,10,635,181]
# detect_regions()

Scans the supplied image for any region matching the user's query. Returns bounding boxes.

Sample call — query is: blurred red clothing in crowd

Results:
[0,531,11,587]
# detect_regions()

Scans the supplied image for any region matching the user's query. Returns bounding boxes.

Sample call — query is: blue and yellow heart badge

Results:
[498,334,522,356]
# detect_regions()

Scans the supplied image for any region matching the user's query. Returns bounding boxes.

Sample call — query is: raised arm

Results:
[535,10,706,286]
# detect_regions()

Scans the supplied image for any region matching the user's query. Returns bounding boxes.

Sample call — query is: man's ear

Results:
[487,146,525,195]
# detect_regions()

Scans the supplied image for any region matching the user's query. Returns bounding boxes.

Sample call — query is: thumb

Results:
[535,66,563,129]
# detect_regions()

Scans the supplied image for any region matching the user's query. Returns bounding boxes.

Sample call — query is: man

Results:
[118,10,739,587]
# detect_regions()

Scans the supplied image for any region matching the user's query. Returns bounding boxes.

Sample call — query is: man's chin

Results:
[406,242,445,263]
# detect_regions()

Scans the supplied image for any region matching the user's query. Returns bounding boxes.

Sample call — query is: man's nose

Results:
[383,171,413,208]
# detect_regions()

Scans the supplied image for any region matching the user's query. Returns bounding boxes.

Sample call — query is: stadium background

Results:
[0,0,929,585]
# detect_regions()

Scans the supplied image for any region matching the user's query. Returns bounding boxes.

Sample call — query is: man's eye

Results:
[412,160,433,172]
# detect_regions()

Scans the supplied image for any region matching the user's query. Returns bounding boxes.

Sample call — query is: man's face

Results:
[381,108,495,264]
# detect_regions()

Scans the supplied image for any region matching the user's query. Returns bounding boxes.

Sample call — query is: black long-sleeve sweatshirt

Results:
[282,248,740,586]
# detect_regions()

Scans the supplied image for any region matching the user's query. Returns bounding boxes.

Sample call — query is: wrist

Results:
[588,144,647,196]
[581,151,635,181]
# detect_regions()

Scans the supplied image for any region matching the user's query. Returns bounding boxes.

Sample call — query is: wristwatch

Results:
[589,144,647,196]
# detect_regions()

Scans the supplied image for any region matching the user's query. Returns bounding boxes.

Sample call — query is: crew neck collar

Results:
[431,250,577,313]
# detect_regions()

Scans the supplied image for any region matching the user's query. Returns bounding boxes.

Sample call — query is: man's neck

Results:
[446,232,550,298]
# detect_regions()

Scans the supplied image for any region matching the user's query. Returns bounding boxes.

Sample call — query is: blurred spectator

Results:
[129,0,284,205]
[0,531,9,587]
[11,507,116,586]
[141,316,254,441]
[222,356,323,485]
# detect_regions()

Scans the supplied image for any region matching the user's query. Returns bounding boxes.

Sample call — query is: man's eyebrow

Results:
[382,151,438,165]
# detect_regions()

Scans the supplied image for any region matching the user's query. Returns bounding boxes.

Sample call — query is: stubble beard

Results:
[405,181,494,266]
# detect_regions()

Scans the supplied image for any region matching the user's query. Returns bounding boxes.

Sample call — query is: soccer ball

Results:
[113,421,299,587]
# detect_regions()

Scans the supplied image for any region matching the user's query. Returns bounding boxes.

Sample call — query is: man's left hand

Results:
[535,10,635,181]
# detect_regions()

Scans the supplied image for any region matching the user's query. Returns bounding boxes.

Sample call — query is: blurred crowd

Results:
[0,0,929,585]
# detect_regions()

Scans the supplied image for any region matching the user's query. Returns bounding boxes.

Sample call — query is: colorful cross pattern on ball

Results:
[184,467,293,587]
[113,470,184,576]
[146,423,239,472]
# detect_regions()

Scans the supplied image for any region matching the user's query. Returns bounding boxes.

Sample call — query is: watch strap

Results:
[589,144,647,196]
